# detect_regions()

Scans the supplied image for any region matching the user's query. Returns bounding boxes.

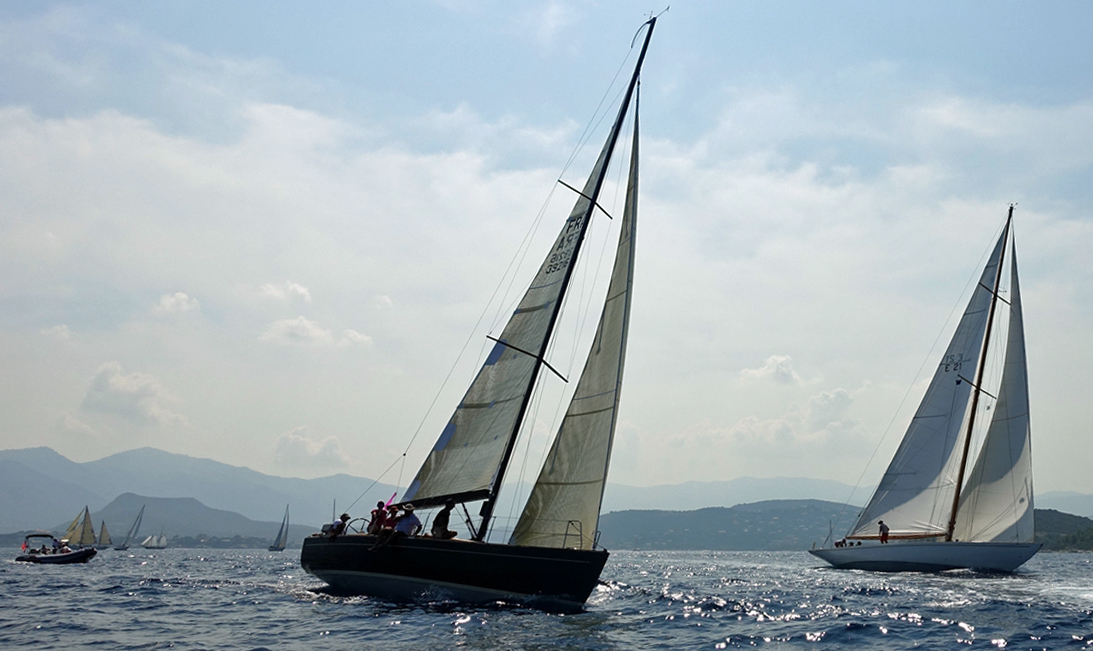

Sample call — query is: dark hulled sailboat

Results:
[300,17,658,609]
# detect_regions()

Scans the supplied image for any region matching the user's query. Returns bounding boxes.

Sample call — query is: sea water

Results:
[2,548,1091,649]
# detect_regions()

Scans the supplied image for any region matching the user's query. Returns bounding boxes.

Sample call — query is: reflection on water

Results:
[2,549,1091,649]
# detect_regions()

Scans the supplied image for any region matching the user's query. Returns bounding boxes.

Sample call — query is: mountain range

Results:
[3,446,1092,535]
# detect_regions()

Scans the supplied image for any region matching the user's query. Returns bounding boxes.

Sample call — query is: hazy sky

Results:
[2,1,1092,495]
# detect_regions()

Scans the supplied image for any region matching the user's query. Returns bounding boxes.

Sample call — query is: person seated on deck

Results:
[367,501,388,534]
[328,513,351,538]
[430,500,458,540]
[370,504,421,550]
[60,543,72,553]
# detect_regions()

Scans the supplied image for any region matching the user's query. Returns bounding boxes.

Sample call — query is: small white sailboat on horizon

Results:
[811,206,1040,572]
[268,505,289,552]
[142,530,168,549]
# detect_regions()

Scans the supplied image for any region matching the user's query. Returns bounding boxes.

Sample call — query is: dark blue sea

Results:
[2,548,1091,649]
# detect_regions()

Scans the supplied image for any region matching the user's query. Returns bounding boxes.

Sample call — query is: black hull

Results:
[300,534,608,610]
[16,548,97,564]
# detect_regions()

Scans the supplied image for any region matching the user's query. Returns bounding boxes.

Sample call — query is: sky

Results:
[2,1,1092,495]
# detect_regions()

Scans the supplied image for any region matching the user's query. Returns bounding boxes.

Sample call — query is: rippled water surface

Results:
[2,548,1091,649]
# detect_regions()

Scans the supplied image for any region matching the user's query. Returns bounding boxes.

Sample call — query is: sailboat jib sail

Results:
[509,98,640,551]
[300,16,659,607]
[812,207,1040,572]
[953,245,1034,543]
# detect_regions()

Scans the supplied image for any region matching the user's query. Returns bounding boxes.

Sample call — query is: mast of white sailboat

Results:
[945,205,1013,541]
[473,17,657,542]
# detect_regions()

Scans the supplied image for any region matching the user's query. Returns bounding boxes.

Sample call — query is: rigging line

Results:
[344,452,411,514]
[559,45,636,179]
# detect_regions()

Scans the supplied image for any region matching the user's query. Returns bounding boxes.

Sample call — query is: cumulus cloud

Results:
[740,355,803,385]
[41,324,71,339]
[80,361,188,426]
[57,412,99,437]
[339,329,373,347]
[274,426,351,471]
[152,292,200,315]
[259,316,333,345]
[259,281,312,303]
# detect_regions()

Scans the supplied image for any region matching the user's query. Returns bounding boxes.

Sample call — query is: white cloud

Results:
[259,316,333,346]
[339,329,373,347]
[152,292,200,315]
[374,295,392,310]
[57,412,98,437]
[259,281,312,303]
[274,426,351,471]
[80,361,188,426]
[41,324,71,339]
[740,355,803,385]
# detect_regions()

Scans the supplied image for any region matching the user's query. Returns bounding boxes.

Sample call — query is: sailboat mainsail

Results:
[69,506,97,547]
[509,98,639,551]
[96,521,113,548]
[269,505,290,551]
[115,505,145,550]
[301,16,658,607]
[811,207,1040,572]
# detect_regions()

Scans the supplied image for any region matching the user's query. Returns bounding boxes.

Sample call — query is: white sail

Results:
[510,105,639,550]
[401,109,627,508]
[271,505,290,549]
[954,245,1034,542]
[98,521,113,546]
[849,228,1007,539]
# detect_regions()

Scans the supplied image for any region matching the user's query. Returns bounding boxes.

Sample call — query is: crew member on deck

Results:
[368,501,388,534]
[330,513,350,538]
[431,500,458,540]
[878,520,890,544]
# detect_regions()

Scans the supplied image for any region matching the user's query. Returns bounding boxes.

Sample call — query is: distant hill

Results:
[601,477,867,514]
[1038,491,1093,519]
[0,447,397,533]
[598,499,858,551]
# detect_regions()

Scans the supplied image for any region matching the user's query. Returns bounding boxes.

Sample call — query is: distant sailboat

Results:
[114,505,145,551]
[142,530,168,549]
[810,207,1040,572]
[66,506,97,548]
[267,502,290,548]
[268,502,290,548]
[96,521,113,549]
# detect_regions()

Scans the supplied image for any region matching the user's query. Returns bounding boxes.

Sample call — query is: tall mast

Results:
[946,206,1013,541]
[474,17,657,541]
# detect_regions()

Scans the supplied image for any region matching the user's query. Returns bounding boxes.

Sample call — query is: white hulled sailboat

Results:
[810,207,1040,572]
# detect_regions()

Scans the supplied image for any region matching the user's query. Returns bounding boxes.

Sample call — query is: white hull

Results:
[809,541,1041,572]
